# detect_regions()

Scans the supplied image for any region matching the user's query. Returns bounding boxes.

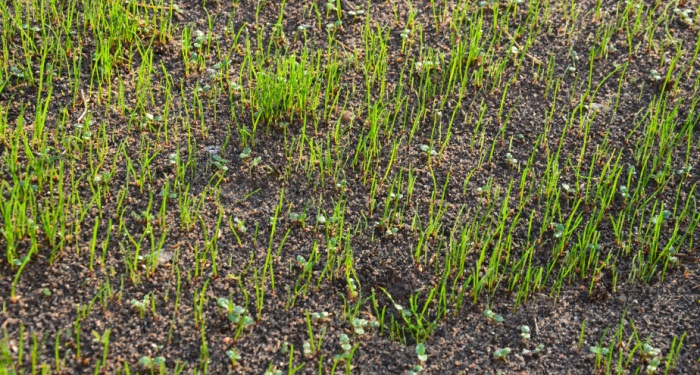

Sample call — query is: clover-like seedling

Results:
[210,154,228,171]
[520,325,531,340]
[11,256,26,268]
[651,210,672,225]
[394,303,412,318]
[303,341,313,358]
[73,122,93,140]
[561,183,576,195]
[226,348,241,367]
[646,356,661,374]
[484,309,504,323]
[336,180,347,190]
[280,341,290,354]
[192,30,206,48]
[217,298,254,326]
[231,306,254,326]
[493,347,511,360]
[250,156,262,170]
[274,121,289,132]
[650,69,662,81]
[589,346,609,355]
[130,295,151,318]
[587,244,602,254]
[534,343,545,353]
[505,153,518,169]
[373,219,387,230]
[195,84,212,93]
[327,237,339,251]
[386,227,399,236]
[347,278,358,300]
[210,59,229,73]
[642,343,661,359]
[400,29,411,39]
[476,186,490,197]
[619,185,630,199]
[351,318,369,335]
[333,334,353,362]
[239,147,251,159]
[317,214,326,225]
[232,218,247,233]
[677,165,692,176]
[139,356,165,370]
[347,9,365,17]
[673,8,694,26]
[9,66,24,78]
[143,112,163,124]
[651,170,665,183]
[230,81,243,93]
[131,210,155,225]
[217,297,234,314]
[325,20,343,32]
[416,343,428,362]
[311,311,330,323]
[415,60,437,74]
[419,144,438,156]
[340,334,352,352]
[167,153,178,165]
[289,212,307,227]
[158,186,177,200]
[552,223,565,238]
[668,246,678,264]
[93,172,111,186]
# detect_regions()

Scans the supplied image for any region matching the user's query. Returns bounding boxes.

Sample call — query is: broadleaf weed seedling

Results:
[505,152,519,170]
[416,343,427,362]
[310,311,330,323]
[407,343,427,374]
[493,347,511,361]
[139,355,166,372]
[346,277,358,300]
[226,348,241,368]
[520,325,531,340]
[551,223,565,238]
[289,212,307,228]
[619,185,630,199]
[419,144,437,156]
[561,183,576,196]
[484,309,504,323]
[303,310,327,359]
[130,294,152,319]
[228,216,246,247]
[350,317,374,335]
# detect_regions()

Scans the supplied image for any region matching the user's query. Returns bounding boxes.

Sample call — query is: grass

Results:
[0,0,698,373]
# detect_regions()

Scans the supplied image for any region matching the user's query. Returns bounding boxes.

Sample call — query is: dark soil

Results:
[1,0,699,374]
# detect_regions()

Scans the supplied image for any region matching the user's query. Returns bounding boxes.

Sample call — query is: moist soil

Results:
[1,0,699,374]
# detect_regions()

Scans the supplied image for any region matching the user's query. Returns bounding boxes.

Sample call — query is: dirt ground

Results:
[0,0,699,374]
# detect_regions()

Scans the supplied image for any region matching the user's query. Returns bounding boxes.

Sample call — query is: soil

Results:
[0,0,699,374]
